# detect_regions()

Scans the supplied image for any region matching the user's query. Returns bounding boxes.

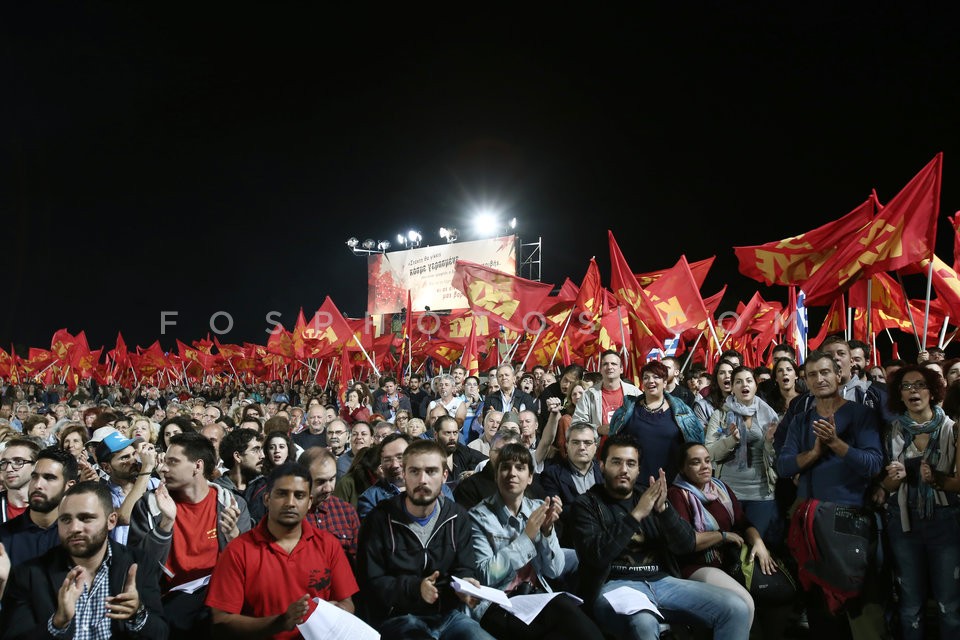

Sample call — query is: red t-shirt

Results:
[601,385,625,425]
[165,488,219,589]
[206,519,358,640]
[6,502,27,522]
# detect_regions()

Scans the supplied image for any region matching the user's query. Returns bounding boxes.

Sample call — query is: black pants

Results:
[162,587,212,639]
[480,592,604,640]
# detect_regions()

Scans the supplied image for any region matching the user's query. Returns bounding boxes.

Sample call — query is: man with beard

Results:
[215,428,265,501]
[206,463,358,639]
[405,373,428,419]
[572,433,750,639]
[96,431,160,545]
[358,439,494,639]
[0,438,40,523]
[300,447,360,563]
[435,415,486,487]
[0,482,168,639]
[0,447,78,569]
[357,433,453,518]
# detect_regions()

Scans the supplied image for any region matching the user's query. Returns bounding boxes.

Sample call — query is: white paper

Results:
[167,574,210,594]
[450,575,513,609]
[506,592,582,625]
[297,598,380,640]
[602,586,664,620]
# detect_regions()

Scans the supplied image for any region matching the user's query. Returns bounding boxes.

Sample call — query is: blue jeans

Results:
[594,577,752,640]
[886,505,960,640]
[380,610,497,640]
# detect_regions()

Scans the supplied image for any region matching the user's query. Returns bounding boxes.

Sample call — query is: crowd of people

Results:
[0,337,957,639]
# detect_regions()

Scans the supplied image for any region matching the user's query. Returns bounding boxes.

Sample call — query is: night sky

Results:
[4,4,959,357]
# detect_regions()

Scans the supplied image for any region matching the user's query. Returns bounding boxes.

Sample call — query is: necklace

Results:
[642,397,666,413]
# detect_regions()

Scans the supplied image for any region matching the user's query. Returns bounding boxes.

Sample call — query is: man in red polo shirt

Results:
[206,462,358,639]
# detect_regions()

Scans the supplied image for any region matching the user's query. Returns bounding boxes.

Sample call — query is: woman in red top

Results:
[339,388,371,425]
[668,442,775,634]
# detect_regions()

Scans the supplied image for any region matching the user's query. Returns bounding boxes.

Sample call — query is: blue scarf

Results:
[895,405,948,520]
[673,476,735,564]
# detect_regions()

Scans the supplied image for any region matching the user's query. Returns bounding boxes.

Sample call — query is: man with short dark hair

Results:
[214,428,264,501]
[572,434,750,639]
[0,438,40,523]
[372,376,412,423]
[0,481,168,639]
[207,463,358,639]
[129,431,252,637]
[406,373,429,419]
[777,350,884,637]
[0,447,79,568]
[358,440,494,639]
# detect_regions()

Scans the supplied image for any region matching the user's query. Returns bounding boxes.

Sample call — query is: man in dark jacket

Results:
[1,481,168,639]
[435,416,486,488]
[357,439,495,639]
[572,433,750,640]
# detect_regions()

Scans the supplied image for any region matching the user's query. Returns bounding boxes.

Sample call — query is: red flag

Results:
[735,197,875,286]
[635,255,714,288]
[804,154,942,306]
[950,212,960,273]
[608,231,669,354]
[458,317,481,376]
[808,296,847,350]
[451,260,554,333]
[50,329,78,363]
[645,256,711,333]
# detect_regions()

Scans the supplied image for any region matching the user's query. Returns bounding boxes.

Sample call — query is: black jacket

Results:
[484,389,537,416]
[357,495,478,629]
[572,483,696,612]
[449,444,487,483]
[540,459,604,546]
[0,540,168,640]
[453,461,547,511]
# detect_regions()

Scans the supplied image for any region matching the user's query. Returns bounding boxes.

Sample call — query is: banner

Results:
[367,235,516,314]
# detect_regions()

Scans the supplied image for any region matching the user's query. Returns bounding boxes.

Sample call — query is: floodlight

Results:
[378,240,391,251]
[362,239,376,250]
[346,237,359,248]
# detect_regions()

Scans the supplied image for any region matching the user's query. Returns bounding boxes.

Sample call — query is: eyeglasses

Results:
[900,382,929,391]
[569,439,597,448]
[0,458,35,470]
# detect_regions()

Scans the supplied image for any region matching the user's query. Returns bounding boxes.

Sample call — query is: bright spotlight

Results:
[378,240,391,251]
[346,237,359,248]
[508,217,516,229]
[397,234,404,244]
[362,239,376,250]
[407,230,421,243]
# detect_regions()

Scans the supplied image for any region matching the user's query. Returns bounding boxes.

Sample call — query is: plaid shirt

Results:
[306,494,359,558]
[46,544,148,639]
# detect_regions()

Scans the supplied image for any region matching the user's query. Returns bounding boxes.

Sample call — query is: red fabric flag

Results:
[808,296,847,350]
[608,231,669,354]
[646,256,711,333]
[451,260,554,333]
[458,317,480,376]
[804,154,942,305]
[22,348,56,374]
[266,328,296,359]
[735,197,875,286]
[110,332,129,370]
[635,256,715,288]
[0,347,11,378]
[950,212,960,273]
[214,338,246,361]
[50,329,78,363]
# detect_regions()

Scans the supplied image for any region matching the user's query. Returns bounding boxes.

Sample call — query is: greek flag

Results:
[795,289,808,364]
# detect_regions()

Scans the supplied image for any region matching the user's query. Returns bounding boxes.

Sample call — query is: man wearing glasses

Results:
[1,439,40,523]
[541,422,603,548]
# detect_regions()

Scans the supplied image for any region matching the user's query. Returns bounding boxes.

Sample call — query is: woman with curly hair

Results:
[881,365,960,640]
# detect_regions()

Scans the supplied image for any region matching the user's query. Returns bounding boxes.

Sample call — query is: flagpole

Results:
[347,335,380,376]
[939,316,951,349]
[921,259,935,350]
[865,277,873,344]
[706,317,723,356]
[548,306,576,369]
[521,325,545,370]
[680,332,705,374]
[896,272,923,350]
